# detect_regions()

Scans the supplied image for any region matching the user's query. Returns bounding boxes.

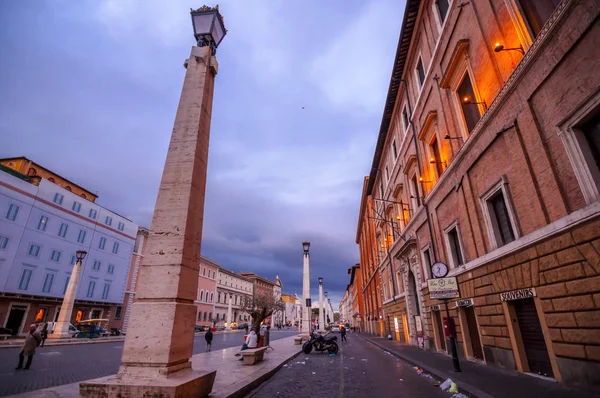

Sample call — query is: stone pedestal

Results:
[80,44,219,397]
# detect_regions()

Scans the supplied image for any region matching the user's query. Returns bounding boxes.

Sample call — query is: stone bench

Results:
[293,336,303,345]
[240,347,268,365]
[0,334,10,341]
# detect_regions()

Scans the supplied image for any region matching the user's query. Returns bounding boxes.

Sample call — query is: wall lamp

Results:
[419,177,432,183]
[494,42,524,55]
[444,133,462,141]
[462,96,488,111]
[429,157,447,167]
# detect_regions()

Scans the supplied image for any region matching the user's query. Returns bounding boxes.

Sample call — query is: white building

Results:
[214,268,253,327]
[0,161,137,336]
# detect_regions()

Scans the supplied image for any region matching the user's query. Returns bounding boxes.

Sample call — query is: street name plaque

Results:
[427,277,460,299]
[455,298,474,307]
[500,288,536,301]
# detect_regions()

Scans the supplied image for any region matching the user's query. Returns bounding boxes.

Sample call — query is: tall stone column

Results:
[318,280,325,331]
[80,45,219,397]
[49,257,84,339]
[226,294,233,330]
[301,250,311,338]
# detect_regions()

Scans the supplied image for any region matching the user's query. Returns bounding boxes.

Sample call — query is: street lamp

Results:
[49,250,87,339]
[301,241,311,339]
[318,277,325,331]
[190,6,227,55]
[302,241,310,254]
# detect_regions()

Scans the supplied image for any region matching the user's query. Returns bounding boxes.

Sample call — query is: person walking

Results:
[40,324,48,347]
[340,325,348,342]
[16,324,41,370]
[204,328,213,352]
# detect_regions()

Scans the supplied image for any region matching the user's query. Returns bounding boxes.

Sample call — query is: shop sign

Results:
[394,316,399,333]
[455,298,474,308]
[415,315,422,332]
[500,288,536,302]
[427,277,460,299]
[430,305,441,311]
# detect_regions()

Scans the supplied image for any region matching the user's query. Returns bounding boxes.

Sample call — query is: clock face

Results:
[431,262,449,278]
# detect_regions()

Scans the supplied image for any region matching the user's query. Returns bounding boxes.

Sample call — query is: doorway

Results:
[5,305,27,335]
[514,298,553,377]
[464,306,484,359]
[433,310,446,351]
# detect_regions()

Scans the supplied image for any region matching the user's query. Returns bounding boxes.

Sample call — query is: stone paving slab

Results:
[6,335,301,398]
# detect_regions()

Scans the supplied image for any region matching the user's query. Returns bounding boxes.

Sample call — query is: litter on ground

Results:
[439,378,453,391]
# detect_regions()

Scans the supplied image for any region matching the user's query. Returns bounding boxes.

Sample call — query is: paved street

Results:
[246,332,453,398]
[0,329,297,397]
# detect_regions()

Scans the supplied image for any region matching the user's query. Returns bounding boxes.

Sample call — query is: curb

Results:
[0,337,126,349]
[357,334,494,398]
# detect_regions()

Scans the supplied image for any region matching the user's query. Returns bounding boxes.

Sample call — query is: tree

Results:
[241,293,285,331]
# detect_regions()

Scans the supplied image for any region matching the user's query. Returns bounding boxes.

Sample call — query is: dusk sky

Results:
[0,0,404,307]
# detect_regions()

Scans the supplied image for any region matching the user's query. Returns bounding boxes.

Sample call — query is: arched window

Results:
[200,291,204,301]
[81,193,87,199]
[209,312,212,321]
[203,312,207,321]
[210,292,214,303]
[65,186,72,192]
[48,177,55,183]
[27,168,37,176]
[205,291,209,303]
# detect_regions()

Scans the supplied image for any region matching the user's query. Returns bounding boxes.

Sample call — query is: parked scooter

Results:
[302,331,339,355]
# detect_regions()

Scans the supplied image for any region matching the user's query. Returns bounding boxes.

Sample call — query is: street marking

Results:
[39,352,61,355]
[338,345,344,398]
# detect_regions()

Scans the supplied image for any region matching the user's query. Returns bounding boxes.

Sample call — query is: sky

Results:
[0,0,404,308]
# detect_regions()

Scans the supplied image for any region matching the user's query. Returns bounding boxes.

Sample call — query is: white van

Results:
[43,322,79,337]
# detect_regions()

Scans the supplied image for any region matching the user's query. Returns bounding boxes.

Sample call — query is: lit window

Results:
[93,261,101,271]
[446,225,464,268]
[58,223,68,238]
[72,201,81,213]
[99,237,106,250]
[516,0,559,38]
[89,209,97,219]
[42,273,54,293]
[87,281,96,298]
[112,242,119,254]
[19,269,32,290]
[457,73,481,133]
[117,222,125,231]
[105,216,112,226]
[77,229,86,244]
[53,193,64,205]
[28,244,41,257]
[51,250,61,262]
[37,215,48,231]
[6,203,19,221]
[102,283,110,299]
[0,235,8,250]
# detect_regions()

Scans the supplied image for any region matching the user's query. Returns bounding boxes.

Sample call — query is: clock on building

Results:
[431,262,449,278]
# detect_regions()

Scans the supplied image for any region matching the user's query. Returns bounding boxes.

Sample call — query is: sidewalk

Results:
[358,333,600,398]
[6,335,301,398]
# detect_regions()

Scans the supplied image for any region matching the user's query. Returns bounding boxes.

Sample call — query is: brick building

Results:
[356,0,600,388]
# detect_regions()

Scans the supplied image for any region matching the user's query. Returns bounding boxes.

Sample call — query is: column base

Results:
[80,369,216,398]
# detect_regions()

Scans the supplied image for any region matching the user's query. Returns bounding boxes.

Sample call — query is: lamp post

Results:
[226,293,233,331]
[301,241,311,339]
[318,277,325,331]
[81,6,227,397]
[49,250,87,339]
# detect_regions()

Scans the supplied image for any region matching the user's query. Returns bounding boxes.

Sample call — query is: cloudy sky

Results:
[0,0,404,307]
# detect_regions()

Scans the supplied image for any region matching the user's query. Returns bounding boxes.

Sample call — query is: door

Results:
[434,311,446,351]
[6,306,27,335]
[514,298,553,377]
[464,306,484,359]
[402,313,410,343]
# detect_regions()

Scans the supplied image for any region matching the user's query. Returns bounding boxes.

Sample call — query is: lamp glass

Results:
[318,277,323,284]
[211,15,226,46]
[192,12,214,37]
[302,241,310,253]
[76,250,87,261]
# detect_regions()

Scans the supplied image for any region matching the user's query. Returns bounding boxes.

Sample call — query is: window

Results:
[72,201,81,213]
[77,230,87,244]
[99,237,106,250]
[203,267,206,277]
[27,167,37,176]
[200,291,204,301]
[102,283,110,299]
[87,281,96,298]
[37,215,49,231]
[198,312,202,321]
[81,193,87,199]
[402,108,409,133]
[516,0,559,38]
[112,242,119,254]
[210,292,214,303]
[53,193,64,205]
[0,235,8,250]
[65,186,72,192]
[457,73,481,133]
[392,140,398,159]
[105,216,112,226]
[19,269,32,290]
[108,264,114,274]
[58,223,68,238]
[481,179,519,249]
[117,222,124,231]
[42,273,54,293]
[115,306,122,320]
[422,247,432,279]
[396,271,404,293]
[6,203,19,221]
[64,276,70,294]
[430,137,443,176]
[28,244,41,257]
[93,261,101,271]
[385,166,390,182]
[446,225,464,268]
[70,255,77,265]
[50,250,61,262]
[89,209,97,219]
[491,192,516,245]
[410,175,421,208]
[48,177,55,183]
[436,0,450,23]
[416,57,426,88]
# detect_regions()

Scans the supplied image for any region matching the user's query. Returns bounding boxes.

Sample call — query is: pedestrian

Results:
[244,323,249,334]
[204,328,213,352]
[341,325,347,342]
[236,327,257,360]
[16,324,41,370]
[40,323,48,347]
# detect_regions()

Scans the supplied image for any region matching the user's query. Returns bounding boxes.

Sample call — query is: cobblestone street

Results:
[246,332,453,398]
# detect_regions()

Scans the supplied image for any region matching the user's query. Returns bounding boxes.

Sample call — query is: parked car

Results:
[331,325,340,333]
[237,324,248,330]
[45,322,79,337]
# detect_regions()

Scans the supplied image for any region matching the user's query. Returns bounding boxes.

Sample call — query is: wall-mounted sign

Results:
[500,288,536,302]
[427,277,460,299]
[456,298,474,308]
[394,316,400,333]
[415,315,423,332]
[430,305,441,311]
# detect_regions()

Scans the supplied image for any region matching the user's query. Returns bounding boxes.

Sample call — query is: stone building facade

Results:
[214,267,253,327]
[195,256,219,327]
[357,0,600,388]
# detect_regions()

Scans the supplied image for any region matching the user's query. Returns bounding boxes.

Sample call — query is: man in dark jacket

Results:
[16,324,41,370]
[340,325,347,342]
[205,328,213,352]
